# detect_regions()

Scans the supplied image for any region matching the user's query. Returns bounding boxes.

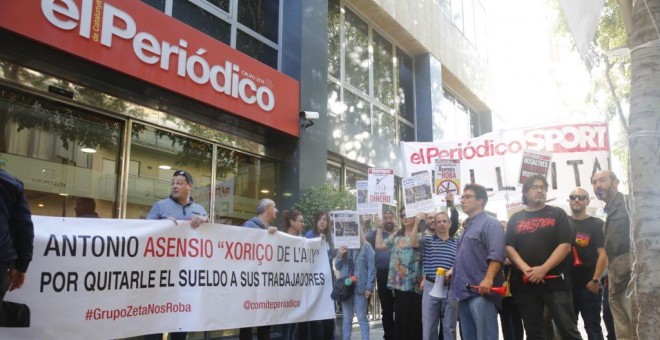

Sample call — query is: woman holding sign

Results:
[305,211,336,340]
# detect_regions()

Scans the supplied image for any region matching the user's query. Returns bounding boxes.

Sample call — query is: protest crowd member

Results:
[144,169,209,340]
[0,168,34,327]
[375,208,424,340]
[279,209,306,340]
[240,198,278,340]
[420,209,458,340]
[74,197,100,218]
[592,170,632,340]
[304,211,336,340]
[506,175,582,340]
[335,230,375,340]
[365,209,398,340]
[568,187,607,340]
[448,184,505,340]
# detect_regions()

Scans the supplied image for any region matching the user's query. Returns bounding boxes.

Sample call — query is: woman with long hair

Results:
[279,209,305,340]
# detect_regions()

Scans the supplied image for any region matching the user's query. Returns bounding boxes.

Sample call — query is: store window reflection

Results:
[214,150,277,226]
[0,88,122,218]
[126,123,213,219]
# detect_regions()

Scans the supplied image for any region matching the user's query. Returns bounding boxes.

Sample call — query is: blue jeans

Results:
[422,280,458,340]
[573,285,604,340]
[458,296,499,340]
[342,291,369,340]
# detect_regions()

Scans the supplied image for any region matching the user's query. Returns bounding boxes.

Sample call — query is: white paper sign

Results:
[356,181,380,215]
[331,211,361,249]
[367,168,394,204]
[402,171,436,217]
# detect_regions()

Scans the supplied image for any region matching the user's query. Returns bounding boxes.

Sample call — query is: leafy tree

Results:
[294,183,356,232]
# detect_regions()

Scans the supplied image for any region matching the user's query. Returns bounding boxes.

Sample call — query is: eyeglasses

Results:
[460,194,476,200]
[569,194,588,201]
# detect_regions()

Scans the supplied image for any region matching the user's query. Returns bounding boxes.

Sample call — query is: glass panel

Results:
[207,0,230,12]
[344,9,369,94]
[236,30,278,69]
[439,0,450,15]
[215,148,277,226]
[344,90,371,132]
[373,32,394,108]
[373,107,396,144]
[327,162,341,187]
[173,0,231,44]
[475,1,487,56]
[328,0,341,79]
[396,48,415,123]
[327,81,344,121]
[238,0,279,44]
[0,87,122,218]
[463,0,475,44]
[141,0,166,12]
[345,169,366,191]
[451,0,464,32]
[470,110,480,137]
[126,123,213,219]
[398,121,415,142]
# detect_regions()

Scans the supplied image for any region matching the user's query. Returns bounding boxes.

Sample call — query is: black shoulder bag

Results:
[331,250,355,301]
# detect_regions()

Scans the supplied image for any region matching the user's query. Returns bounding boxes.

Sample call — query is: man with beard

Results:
[366,209,398,340]
[505,175,581,340]
[592,170,632,340]
[568,187,606,340]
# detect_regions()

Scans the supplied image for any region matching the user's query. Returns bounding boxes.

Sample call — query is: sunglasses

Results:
[569,194,588,201]
[173,170,193,184]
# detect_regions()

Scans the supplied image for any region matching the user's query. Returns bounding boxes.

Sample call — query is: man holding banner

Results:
[505,175,582,340]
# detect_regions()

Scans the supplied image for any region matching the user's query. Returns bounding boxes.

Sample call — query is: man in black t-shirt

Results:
[568,187,606,340]
[505,175,582,340]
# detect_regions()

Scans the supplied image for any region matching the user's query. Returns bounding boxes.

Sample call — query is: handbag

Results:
[331,250,355,301]
[1,301,31,327]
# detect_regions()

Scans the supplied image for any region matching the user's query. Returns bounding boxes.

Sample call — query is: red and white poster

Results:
[367,168,394,204]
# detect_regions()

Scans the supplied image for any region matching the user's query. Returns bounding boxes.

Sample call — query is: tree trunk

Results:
[629,0,660,338]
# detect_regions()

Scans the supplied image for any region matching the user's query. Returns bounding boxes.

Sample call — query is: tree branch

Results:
[604,57,629,134]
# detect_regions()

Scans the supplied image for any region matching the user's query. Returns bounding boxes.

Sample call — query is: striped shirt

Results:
[419,234,457,276]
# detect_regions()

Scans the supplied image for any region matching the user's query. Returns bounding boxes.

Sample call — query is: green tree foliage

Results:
[294,183,356,232]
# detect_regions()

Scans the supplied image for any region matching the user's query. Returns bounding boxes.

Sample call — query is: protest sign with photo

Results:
[356,180,380,215]
[367,168,394,204]
[402,171,435,217]
[331,211,361,249]
[518,150,552,184]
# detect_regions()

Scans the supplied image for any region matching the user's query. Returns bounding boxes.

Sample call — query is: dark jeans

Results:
[0,267,8,326]
[307,318,336,340]
[499,297,524,340]
[144,332,187,340]
[573,285,604,340]
[514,290,581,340]
[393,290,422,340]
[376,269,396,340]
[239,326,271,340]
[602,278,616,340]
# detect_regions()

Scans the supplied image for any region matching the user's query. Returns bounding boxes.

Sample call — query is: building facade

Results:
[0,0,490,231]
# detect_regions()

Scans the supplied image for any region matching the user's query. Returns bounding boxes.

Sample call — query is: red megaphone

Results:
[522,273,565,284]
[465,284,509,296]
[572,246,583,267]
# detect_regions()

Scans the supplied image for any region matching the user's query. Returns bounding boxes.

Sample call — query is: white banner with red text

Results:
[2,217,334,339]
[400,122,610,216]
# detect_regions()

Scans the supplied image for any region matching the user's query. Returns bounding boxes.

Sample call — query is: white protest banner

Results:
[402,171,435,217]
[401,122,610,215]
[331,211,360,249]
[3,217,333,339]
[367,168,394,204]
[356,181,379,215]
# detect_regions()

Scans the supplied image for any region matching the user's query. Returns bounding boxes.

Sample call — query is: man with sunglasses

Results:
[568,188,606,340]
[592,170,632,340]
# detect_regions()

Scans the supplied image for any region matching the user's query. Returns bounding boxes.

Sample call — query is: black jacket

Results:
[0,169,34,272]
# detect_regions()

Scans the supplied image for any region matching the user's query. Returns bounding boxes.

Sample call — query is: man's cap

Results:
[173,170,193,184]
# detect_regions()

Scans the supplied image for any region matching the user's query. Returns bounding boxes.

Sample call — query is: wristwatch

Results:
[591,279,599,284]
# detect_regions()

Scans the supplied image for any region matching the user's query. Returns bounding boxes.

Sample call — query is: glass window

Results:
[236,30,278,69]
[344,9,370,94]
[126,123,213,219]
[396,48,414,123]
[0,87,122,218]
[215,149,277,226]
[439,0,450,15]
[463,0,475,44]
[470,109,480,137]
[475,1,487,57]
[328,0,341,79]
[327,81,344,120]
[345,168,366,191]
[141,0,166,12]
[373,31,394,107]
[373,107,396,144]
[344,90,371,132]
[398,121,415,142]
[206,0,230,13]
[451,0,464,32]
[237,0,279,44]
[172,0,231,44]
[327,162,342,187]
